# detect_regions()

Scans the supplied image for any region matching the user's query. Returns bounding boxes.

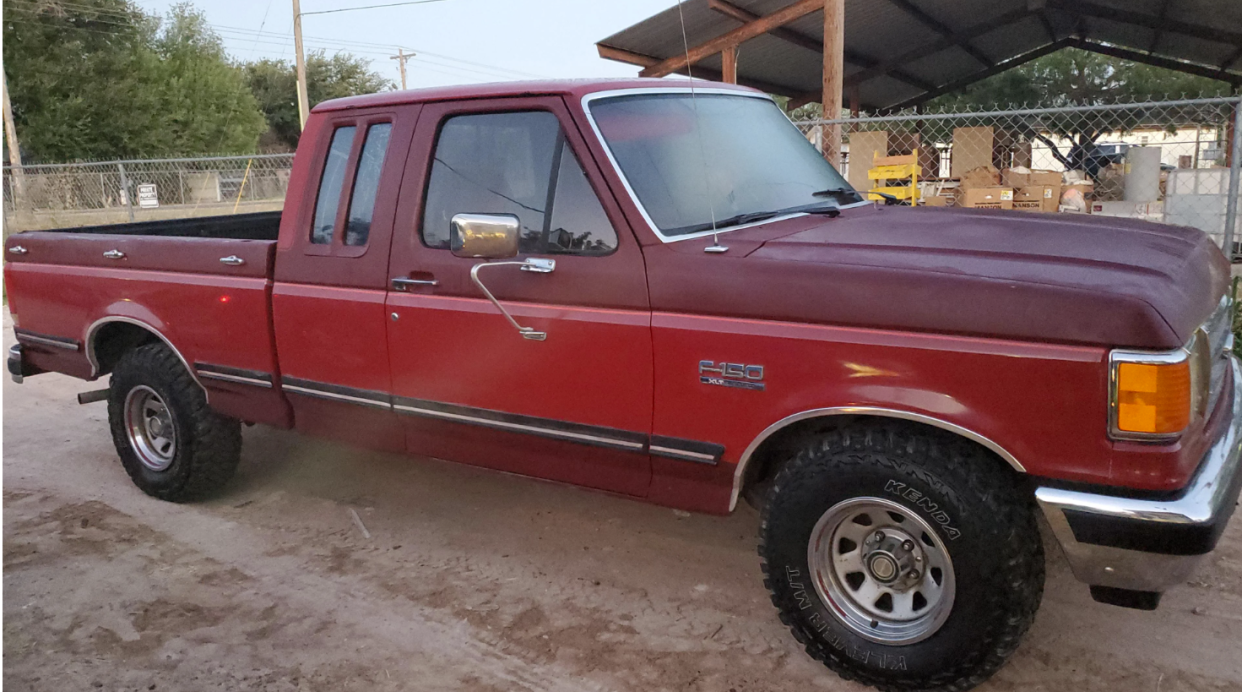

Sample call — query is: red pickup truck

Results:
[7,79,1241,691]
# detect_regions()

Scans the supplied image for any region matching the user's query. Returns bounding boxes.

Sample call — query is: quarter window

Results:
[311,125,356,244]
[344,122,392,246]
[421,111,617,255]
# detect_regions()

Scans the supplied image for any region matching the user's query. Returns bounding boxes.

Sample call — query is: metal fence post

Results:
[117,162,134,222]
[1225,96,1242,260]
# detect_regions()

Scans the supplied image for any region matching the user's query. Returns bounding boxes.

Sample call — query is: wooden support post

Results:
[721,45,738,83]
[849,83,861,118]
[822,0,845,166]
[640,0,822,78]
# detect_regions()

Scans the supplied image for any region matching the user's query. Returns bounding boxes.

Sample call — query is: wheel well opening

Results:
[739,414,1020,509]
[91,322,160,376]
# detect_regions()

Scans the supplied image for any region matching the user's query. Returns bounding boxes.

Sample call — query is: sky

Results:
[139,0,677,89]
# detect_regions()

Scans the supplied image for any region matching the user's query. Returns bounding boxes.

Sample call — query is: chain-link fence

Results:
[3,153,294,234]
[5,98,1242,252]
[796,96,1242,254]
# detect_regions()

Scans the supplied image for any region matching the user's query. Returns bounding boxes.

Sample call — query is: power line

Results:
[6,0,543,81]
[301,0,452,17]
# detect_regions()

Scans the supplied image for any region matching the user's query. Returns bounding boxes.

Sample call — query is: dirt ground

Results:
[4,323,1242,692]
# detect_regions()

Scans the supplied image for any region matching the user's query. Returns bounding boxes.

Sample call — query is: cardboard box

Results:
[847,130,888,193]
[951,126,994,179]
[959,165,1001,190]
[1090,200,1164,222]
[1003,168,1062,189]
[924,194,951,207]
[960,187,1013,209]
[1013,184,1062,212]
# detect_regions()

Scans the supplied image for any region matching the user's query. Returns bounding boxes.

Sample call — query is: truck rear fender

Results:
[731,407,1026,512]
[86,315,202,391]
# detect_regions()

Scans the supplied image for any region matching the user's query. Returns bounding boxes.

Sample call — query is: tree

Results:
[926,48,1233,173]
[2,0,265,161]
[778,49,1233,173]
[929,48,1232,111]
[244,52,394,151]
[149,3,266,155]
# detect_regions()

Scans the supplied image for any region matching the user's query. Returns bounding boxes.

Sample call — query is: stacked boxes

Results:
[956,166,1013,209]
[960,188,1014,209]
[1002,169,1062,213]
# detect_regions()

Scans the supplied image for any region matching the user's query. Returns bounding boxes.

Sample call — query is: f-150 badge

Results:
[699,361,765,391]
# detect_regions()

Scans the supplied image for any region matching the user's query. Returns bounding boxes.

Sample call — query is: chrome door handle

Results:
[103,249,126,260]
[519,258,556,273]
[220,255,245,266]
[8,245,27,255]
[391,277,439,291]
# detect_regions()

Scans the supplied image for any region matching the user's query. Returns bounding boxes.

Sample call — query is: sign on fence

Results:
[137,183,158,209]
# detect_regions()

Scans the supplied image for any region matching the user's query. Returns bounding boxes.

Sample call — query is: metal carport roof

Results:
[596,0,1242,112]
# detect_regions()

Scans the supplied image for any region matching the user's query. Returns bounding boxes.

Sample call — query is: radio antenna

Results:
[675,0,727,253]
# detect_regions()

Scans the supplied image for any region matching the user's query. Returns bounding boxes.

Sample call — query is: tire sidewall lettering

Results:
[785,565,909,671]
[884,479,962,541]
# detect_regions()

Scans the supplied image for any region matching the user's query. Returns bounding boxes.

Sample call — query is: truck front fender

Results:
[729,405,1026,512]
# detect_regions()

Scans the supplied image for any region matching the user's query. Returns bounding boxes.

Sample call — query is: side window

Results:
[344,123,392,246]
[311,126,356,244]
[421,111,617,256]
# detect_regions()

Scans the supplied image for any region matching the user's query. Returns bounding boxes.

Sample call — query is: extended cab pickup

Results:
[6,79,1241,692]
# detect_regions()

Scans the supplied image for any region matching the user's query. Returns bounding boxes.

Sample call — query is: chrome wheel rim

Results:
[808,496,956,645]
[124,386,176,471]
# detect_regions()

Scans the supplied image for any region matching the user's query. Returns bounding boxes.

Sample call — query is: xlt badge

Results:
[699,361,765,391]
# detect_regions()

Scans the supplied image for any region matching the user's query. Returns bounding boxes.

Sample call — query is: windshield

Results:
[588,92,861,238]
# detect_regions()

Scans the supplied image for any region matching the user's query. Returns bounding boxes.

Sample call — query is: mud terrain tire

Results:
[107,342,241,501]
[759,421,1044,691]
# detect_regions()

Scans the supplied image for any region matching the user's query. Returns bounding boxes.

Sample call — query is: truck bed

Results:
[4,211,287,427]
[5,210,281,275]
[49,210,282,240]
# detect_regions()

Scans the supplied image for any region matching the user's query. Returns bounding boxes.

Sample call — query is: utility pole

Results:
[1,67,26,215]
[390,48,415,90]
[292,0,310,131]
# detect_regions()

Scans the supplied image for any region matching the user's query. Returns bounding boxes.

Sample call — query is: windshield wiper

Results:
[770,200,842,217]
[812,187,864,203]
[666,201,846,237]
[670,210,782,235]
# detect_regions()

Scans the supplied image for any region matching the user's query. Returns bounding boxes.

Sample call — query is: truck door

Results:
[272,105,417,451]
[385,97,652,496]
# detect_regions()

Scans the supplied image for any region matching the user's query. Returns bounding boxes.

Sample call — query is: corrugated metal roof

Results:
[596,0,1242,111]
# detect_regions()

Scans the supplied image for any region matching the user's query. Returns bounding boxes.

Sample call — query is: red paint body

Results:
[5,79,1229,514]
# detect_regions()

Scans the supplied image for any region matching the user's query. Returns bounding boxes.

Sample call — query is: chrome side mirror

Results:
[450,212,556,341]
[450,213,519,259]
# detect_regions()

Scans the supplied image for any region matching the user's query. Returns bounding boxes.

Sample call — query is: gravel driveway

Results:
[5,320,1242,692]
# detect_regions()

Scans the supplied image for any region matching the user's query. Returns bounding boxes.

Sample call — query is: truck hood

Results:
[646,205,1228,349]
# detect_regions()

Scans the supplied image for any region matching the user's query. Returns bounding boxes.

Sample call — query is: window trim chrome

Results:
[1107,340,1195,443]
[579,87,870,245]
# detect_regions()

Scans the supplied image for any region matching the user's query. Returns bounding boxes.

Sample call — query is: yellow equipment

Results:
[867,151,921,205]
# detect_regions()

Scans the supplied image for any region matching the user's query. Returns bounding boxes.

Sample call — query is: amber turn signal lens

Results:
[1115,361,1191,435]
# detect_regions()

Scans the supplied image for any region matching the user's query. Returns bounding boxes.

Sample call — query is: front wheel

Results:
[107,342,241,501]
[759,421,1044,692]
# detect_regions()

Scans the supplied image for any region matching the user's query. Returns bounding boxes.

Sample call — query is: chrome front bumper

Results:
[1035,355,1242,602]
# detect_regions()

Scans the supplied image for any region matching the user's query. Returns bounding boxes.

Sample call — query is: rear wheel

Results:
[107,342,241,501]
[759,421,1044,691]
